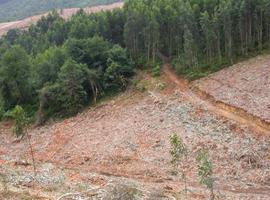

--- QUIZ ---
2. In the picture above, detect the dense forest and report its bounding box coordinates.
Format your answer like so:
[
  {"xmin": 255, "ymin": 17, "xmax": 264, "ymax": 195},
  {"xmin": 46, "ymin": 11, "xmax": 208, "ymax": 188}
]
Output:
[
  {"xmin": 0, "ymin": 0, "xmax": 270, "ymax": 124},
  {"xmin": 0, "ymin": 0, "xmax": 121, "ymax": 22},
  {"xmin": 124, "ymin": 0, "xmax": 270, "ymax": 78}
]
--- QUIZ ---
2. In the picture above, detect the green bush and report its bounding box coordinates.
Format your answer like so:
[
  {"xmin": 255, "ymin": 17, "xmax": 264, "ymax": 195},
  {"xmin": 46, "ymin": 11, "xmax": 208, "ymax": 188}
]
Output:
[
  {"xmin": 0, "ymin": 107, "xmax": 4, "ymax": 120},
  {"xmin": 196, "ymin": 150, "xmax": 215, "ymax": 200},
  {"xmin": 104, "ymin": 45, "xmax": 134, "ymax": 90},
  {"xmin": 156, "ymin": 82, "xmax": 166, "ymax": 90},
  {"xmin": 6, "ymin": 105, "xmax": 28, "ymax": 137},
  {"xmin": 37, "ymin": 59, "xmax": 89, "ymax": 122},
  {"xmin": 151, "ymin": 64, "xmax": 161, "ymax": 77},
  {"xmin": 133, "ymin": 80, "xmax": 147, "ymax": 92},
  {"xmin": 0, "ymin": 98, "xmax": 4, "ymax": 120}
]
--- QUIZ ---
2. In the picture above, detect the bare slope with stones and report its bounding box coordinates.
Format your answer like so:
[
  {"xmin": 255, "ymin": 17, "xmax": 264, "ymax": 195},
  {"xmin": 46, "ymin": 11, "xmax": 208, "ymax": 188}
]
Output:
[{"xmin": 193, "ymin": 55, "xmax": 270, "ymax": 128}]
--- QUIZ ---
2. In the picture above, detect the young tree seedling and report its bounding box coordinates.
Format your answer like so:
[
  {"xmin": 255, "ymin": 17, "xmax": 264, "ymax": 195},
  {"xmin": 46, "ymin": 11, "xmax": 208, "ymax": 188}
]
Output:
[
  {"xmin": 170, "ymin": 134, "xmax": 189, "ymax": 198},
  {"xmin": 196, "ymin": 150, "xmax": 215, "ymax": 200},
  {"xmin": 6, "ymin": 106, "xmax": 37, "ymax": 177}
]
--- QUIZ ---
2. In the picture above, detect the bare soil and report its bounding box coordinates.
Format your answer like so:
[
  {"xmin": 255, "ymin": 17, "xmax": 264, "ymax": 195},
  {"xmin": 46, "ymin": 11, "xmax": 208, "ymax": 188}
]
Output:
[
  {"xmin": 0, "ymin": 2, "xmax": 124, "ymax": 37},
  {"xmin": 0, "ymin": 60, "xmax": 270, "ymax": 199},
  {"xmin": 193, "ymin": 55, "xmax": 270, "ymax": 127}
]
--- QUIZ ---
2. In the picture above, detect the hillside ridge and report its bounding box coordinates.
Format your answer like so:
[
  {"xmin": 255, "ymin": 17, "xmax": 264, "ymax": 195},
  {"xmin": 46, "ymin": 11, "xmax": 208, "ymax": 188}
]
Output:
[
  {"xmin": 1, "ymin": 59, "xmax": 270, "ymax": 199},
  {"xmin": 0, "ymin": 2, "xmax": 124, "ymax": 37},
  {"xmin": 0, "ymin": 0, "xmax": 122, "ymax": 22}
]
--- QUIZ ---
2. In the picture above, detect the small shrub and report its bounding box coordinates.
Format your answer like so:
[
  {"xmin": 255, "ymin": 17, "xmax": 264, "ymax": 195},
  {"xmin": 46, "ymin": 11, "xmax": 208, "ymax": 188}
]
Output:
[
  {"xmin": 156, "ymin": 82, "xmax": 166, "ymax": 90},
  {"xmin": 5, "ymin": 105, "xmax": 28, "ymax": 137},
  {"xmin": 133, "ymin": 80, "xmax": 147, "ymax": 92},
  {"xmin": 151, "ymin": 64, "xmax": 161, "ymax": 77},
  {"xmin": 196, "ymin": 150, "xmax": 215, "ymax": 200},
  {"xmin": 170, "ymin": 134, "xmax": 188, "ymax": 196},
  {"xmin": 172, "ymin": 59, "xmax": 183, "ymax": 74},
  {"xmin": 0, "ymin": 98, "xmax": 5, "ymax": 120},
  {"xmin": 185, "ymin": 71, "xmax": 208, "ymax": 80},
  {"xmin": 0, "ymin": 107, "xmax": 4, "ymax": 121}
]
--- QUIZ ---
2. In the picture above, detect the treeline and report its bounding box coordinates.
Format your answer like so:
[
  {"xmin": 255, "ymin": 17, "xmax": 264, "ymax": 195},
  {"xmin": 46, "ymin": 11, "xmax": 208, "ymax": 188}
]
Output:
[
  {"xmin": 1, "ymin": 0, "xmax": 270, "ymax": 123},
  {"xmin": 0, "ymin": 9, "xmax": 132, "ymax": 123},
  {"xmin": 124, "ymin": 0, "xmax": 270, "ymax": 78}
]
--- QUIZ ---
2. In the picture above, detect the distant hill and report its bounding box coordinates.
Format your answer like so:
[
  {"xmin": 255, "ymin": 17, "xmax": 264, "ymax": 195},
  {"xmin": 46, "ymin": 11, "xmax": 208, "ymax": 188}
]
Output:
[
  {"xmin": 0, "ymin": 0, "xmax": 122, "ymax": 22},
  {"xmin": 0, "ymin": 2, "xmax": 124, "ymax": 36}
]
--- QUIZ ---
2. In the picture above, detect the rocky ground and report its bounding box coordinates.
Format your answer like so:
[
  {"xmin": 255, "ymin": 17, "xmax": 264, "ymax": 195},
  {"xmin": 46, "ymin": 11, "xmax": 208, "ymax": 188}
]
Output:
[{"xmin": 0, "ymin": 64, "xmax": 270, "ymax": 199}]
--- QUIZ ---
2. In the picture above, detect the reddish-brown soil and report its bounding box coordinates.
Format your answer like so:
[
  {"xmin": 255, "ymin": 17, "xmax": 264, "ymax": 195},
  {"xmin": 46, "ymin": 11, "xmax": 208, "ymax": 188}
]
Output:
[
  {"xmin": 0, "ymin": 60, "xmax": 270, "ymax": 199},
  {"xmin": 193, "ymin": 55, "xmax": 270, "ymax": 128},
  {"xmin": 0, "ymin": 2, "xmax": 124, "ymax": 37}
]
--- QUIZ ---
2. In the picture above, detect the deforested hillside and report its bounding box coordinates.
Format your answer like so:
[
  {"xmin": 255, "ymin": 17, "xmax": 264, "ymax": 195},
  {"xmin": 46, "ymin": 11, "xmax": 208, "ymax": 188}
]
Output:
[
  {"xmin": 0, "ymin": 0, "xmax": 122, "ymax": 22},
  {"xmin": 1, "ymin": 0, "xmax": 270, "ymax": 199},
  {"xmin": 1, "ymin": 66, "xmax": 270, "ymax": 199}
]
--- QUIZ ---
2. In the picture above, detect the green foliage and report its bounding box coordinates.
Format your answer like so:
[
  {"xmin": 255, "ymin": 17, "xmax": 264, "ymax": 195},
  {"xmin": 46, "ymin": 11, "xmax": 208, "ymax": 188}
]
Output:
[
  {"xmin": 124, "ymin": 0, "xmax": 270, "ymax": 79},
  {"xmin": 0, "ymin": 95, "xmax": 4, "ymax": 120},
  {"xmin": 133, "ymin": 80, "xmax": 147, "ymax": 93},
  {"xmin": 64, "ymin": 36, "xmax": 110, "ymax": 68},
  {"xmin": 183, "ymin": 25, "xmax": 198, "ymax": 69},
  {"xmin": 169, "ymin": 134, "xmax": 189, "ymax": 196},
  {"xmin": 5, "ymin": 105, "xmax": 28, "ymax": 137},
  {"xmin": 32, "ymin": 47, "xmax": 66, "ymax": 89},
  {"xmin": 0, "ymin": 45, "xmax": 32, "ymax": 110},
  {"xmin": 0, "ymin": 8, "xmax": 133, "ymax": 123},
  {"xmin": 5, "ymin": 29, "xmax": 21, "ymax": 44},
  {"xmin": 38, "ymin": 59, "xmax": 89, "ymax": 121},
  {"xmin": 196, "ymin": 150, "xmax": 215, "ymax": 200},
  {"xmin": 156, "ymin": 82, "xmax": 165, "ymax": 90},
  {"xmin": 104, "ymin": 45, "xmax": 134, "ymax": 90},
  {"xmin": 58, "ymin": 59, "xmax": 89, "ymax": 114},
  {"xmin": 170, "ymin": 134, "xmax": 188, "ymax": 168},
  {"xmin": 0, "ymin": 105, "xmax": 4, "ymax": 120},
  {"xmin": 151, "ymin": 65, "xmax": 161, "ymax": 77},
  {"xmin": 172, "ymin": 57, "xmax": 230, "ymax": 80},
  {"xmin": 37, "ymin": 83, "xmax": 62, "ymax": 124}
]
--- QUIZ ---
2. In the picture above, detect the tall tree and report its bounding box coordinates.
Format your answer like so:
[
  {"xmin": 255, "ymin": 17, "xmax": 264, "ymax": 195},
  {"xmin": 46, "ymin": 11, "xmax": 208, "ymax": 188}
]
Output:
[
  {"xmin": 0, "ymin": 45, "xmax": 32, "ymax": 109},
  {"xmin": 183, "ymin": 25, "xmax": 198, "ymax": 69}
]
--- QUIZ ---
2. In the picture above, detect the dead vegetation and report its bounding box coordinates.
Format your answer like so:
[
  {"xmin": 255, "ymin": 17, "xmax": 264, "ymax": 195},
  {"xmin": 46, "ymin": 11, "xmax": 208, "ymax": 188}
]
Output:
[
  {"xmin": 0, "ymin": 59, "xmax": 270, "ymax": 199},
  {"xmin": 193, "ymin": 54, "xmax": 270, "ymax": 126}
]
